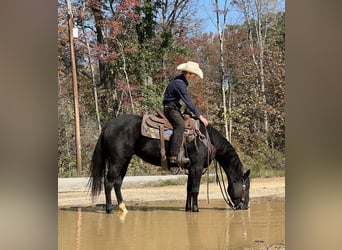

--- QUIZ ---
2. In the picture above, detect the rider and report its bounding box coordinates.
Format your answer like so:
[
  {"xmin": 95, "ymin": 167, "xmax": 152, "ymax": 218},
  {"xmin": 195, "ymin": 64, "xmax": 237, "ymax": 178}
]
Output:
[{"xmin": 163, "ymin": 61, "xmax": 209, "ymax": 166}]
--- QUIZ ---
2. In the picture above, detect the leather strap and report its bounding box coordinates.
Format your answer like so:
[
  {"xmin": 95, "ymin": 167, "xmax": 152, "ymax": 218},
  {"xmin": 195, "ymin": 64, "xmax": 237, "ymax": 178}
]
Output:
[{"xmin": 159, "ymin": 125, "xmax": 168, "ymax": 170}]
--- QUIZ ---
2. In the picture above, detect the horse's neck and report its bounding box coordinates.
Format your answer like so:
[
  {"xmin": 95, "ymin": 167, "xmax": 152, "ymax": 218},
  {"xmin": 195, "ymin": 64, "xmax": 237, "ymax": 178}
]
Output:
[
  {"xmin": 207, "ymin": 126, "xmax": 243, "ymax": 179},
  {"xmin": 206, "ymin": 126, "xmax": 232, "ymax": 155},
  {"xmin": 216, "ymin": 152, "xmax": 243, "ymax": 177}
]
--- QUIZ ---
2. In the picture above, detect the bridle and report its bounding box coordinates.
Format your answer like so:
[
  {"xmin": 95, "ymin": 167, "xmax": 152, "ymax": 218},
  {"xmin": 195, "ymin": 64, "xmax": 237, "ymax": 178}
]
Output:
[{"xmin": 239, "ymin": 178, "xmax": 248, "ymax": 209}]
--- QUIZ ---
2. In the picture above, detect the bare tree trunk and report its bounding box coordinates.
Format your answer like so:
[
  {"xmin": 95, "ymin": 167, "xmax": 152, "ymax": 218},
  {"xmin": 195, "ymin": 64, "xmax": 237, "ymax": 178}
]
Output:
[
  {"xmin": 236, "ymin": 0, "xmax": 273, "ymax": 145},
  {"xmin": 215, "ymin": 0, "xmax": 230, "ymax": 141},
  {"xmin": 228, "ymin": 83, "xmax": 232, "ymax": 141},
  {"xmin": 89, "ymin": 0, "xmax": 111, "ymax": 89},
  {"xmin": 117, "ymin": 39, "xmax": 135, "ymax": 114},
  {"xmin": 254, "ymin": 0, "xmax": 269, "ymax": 140},
  {"xmin": 81, "ymin": 0, "xmax": 101, "ymax": 132}
]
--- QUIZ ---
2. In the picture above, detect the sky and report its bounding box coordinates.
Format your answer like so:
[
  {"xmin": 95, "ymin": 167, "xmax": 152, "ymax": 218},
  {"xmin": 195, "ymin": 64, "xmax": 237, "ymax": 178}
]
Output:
[
  {"xmin": 196, "ymin": 0, "xmax": 245, "ymax": 33},
  {"xmin": 196, "ymin": 0, "xmax": 285, "ymax": 33}
]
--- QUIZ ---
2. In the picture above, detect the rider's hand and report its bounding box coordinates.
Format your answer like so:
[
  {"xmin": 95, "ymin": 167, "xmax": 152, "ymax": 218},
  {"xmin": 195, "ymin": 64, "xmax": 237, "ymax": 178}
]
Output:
[{"xmin": 199, "ymin": 115, "xmax": 209, "ymax": 127}]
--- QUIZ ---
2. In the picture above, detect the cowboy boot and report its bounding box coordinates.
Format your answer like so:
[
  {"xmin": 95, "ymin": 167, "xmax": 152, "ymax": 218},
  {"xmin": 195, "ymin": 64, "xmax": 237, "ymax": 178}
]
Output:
[
  {"xmin": 177, "ymin": 148, "xmax": 189, "ymax": 165},
  {"xmin": 177, "ymin": 137, "xmax": 189, "ymax": 166}
]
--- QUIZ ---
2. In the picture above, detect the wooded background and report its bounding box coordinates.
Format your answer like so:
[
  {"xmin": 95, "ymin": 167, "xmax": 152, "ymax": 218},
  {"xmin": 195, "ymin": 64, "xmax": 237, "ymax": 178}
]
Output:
[{"xmin": 58, "ymin": 0, "xmax": 285, "ymax": 177}]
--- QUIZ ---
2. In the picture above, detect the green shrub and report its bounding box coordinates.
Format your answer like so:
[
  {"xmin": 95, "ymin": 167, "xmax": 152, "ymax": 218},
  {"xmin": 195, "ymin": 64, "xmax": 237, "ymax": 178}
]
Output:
[{"xmin": 239, "ymin": 144, "xmax": 285, "ymax": 178}]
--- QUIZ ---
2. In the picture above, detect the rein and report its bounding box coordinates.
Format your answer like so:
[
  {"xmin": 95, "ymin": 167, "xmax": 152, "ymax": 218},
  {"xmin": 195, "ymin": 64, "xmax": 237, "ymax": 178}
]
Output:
[
  {"xmin": 201, "ymin": 127, "xmax": 235, "ymax": 209},
  {"xmin": 214, "ymin": 160, "xmax": 236, "ymax": 210},
  {"xmin": 204, "ymin": 127, "xmax": 211, "ymax": 203}
]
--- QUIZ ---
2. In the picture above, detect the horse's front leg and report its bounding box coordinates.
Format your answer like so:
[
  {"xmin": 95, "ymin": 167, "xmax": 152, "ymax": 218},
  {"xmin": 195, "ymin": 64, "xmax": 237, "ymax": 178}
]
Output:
[
  {"xmin": 185, "ymin": 176, "xmax": 193, "ymax": 211},
  {"xmin": 191, "ymin": 187, "xmax": 200, "ymax": 212},
  {"xmin": 188, "ymin": 167, "xmax": 202, "ymax": 212}
]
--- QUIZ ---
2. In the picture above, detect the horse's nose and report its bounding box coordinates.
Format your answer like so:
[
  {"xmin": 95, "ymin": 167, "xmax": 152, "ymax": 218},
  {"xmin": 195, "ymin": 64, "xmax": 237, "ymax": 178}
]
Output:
[
  {"xmin": 241, "ymin": 202, "xmax": 249, "ymax": 210},
  {"xmin": 237, "ymin": 202, "xmax": 249, "ymax": 210},
  {"xmin": 235, "ymin": 202, "xmax": 243, "ymax": 210}
]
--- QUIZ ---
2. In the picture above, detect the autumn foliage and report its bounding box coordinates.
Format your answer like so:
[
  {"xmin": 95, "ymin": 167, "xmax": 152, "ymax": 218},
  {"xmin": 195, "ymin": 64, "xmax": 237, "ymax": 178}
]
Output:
[{"xmin": 58, "ymin": 0, "xmax": 285, "ymax": 177}]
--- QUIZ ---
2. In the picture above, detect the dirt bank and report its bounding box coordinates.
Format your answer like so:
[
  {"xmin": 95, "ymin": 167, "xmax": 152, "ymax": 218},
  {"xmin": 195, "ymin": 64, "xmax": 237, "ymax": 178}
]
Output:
[{"xmin": 58, "ymin": 176, "xmax": 285, "ymax": 208}]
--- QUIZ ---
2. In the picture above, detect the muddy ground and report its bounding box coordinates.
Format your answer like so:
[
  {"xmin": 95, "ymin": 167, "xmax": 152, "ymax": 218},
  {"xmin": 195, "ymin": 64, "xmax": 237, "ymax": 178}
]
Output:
[{"xmin": 58, "ymin": 176, "xmax": 285, "ymax": 208}]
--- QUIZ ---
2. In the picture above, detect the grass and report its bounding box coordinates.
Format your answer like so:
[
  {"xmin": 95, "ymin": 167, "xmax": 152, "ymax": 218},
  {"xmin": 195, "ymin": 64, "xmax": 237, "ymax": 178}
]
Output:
[
  {"xmin": 149, "ymin": 177, "xmax": 188, "ymax": 187},
  {"xmin": 251, "ymin": 169, "xmax": 285, "ymax": 178},
  {"xmin": 148, "ymin": 170, "xmax": 284, "ymax": 188}
]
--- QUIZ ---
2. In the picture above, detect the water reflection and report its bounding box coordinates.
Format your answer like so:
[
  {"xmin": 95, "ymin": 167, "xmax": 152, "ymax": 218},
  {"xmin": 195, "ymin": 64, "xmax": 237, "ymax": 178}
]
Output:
[
  {"xmin": 58, "ymin": 199, "xmax": 284, "ymax": 250},
  {"xmin": 76, "ymin": 208, "xmax": 82, "ymax": 250}
]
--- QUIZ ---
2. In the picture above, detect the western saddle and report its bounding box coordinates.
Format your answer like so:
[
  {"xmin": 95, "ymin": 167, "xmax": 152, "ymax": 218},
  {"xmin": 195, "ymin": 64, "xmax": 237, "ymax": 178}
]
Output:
[{"xmin": 141, "ymin": 109, "xmax": 200, "ymax": 170}]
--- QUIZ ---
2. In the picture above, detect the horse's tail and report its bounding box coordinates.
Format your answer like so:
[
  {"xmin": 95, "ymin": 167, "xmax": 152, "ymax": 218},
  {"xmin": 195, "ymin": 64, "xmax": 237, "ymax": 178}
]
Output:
[{"xmin": 88, "ymin": 130, "xmax": 106, "ymax": 199}]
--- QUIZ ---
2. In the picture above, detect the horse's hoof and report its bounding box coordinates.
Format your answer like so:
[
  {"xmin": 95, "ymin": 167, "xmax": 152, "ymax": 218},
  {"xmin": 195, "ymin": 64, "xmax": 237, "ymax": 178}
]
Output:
[
  {"xmin": 106, "ymin": 205, "xmax": 113, "ymax": 214},
  {"xmin": 119, "ymin": 211, "xmax": 128, "ymax": 222},
  {"xmin": 192, "ymin": 206, "xmax": 199, "ymax": 212},
  {"xmin": 185, "ymin": 207, "xmax": 191, "ymax": 212},
  {"xmin": 119, "ymin": 203, "xmax": 128, "ymax": 214}
]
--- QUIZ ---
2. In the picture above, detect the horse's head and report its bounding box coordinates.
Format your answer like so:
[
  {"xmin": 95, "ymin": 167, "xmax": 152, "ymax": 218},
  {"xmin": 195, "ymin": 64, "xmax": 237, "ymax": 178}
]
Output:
[{"xmin": 228, "ymin": 169, "xmax": 251, "ymax": 210}]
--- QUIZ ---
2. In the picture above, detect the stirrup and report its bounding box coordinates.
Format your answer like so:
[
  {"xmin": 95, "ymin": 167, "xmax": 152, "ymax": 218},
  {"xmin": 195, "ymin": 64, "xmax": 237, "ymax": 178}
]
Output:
[
  {"xmin": 178, "ymin": 157, "xmax": 190, "ymax": 165},
  {"xmin": 169, "ymin": 156, "xmax": 177, "ymax": 164},
  {"xmin": 176, "ymin": 155, "xmax": 190, "ymax": 170}
]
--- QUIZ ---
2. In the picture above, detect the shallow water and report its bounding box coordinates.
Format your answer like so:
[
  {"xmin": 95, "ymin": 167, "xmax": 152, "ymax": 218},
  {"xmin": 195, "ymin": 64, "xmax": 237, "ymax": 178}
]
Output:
[{"xmin": 58, "ymin": 199, "xmax": 284, "ymax": 250}]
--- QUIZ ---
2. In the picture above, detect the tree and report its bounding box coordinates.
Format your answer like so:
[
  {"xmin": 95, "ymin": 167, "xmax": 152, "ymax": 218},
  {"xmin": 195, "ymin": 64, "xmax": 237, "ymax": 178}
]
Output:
[
  {"xmin": 57, "ymin": 0, "xmax": 285, "ymax": 177},
  {"xmin": 196, "ymin": 5, "xmax": 285, "ymax": 173},
  {"xmin": 232, "ymin": 0, "xmax": 281, "ymax": 146},
  {"xmin": 58, "ymin": 0, "xmax": 206, "ymax": 176},
  {"xmin": 213, "ymin": 0, "xmax": 231, "ymax": 141}
]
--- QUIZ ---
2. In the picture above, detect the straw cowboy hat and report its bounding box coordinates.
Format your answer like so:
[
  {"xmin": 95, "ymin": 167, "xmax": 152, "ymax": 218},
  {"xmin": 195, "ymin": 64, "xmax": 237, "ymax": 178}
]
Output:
[{"xmin": 177, "ymin": 61, "xmax": 203, "ymax": 79}]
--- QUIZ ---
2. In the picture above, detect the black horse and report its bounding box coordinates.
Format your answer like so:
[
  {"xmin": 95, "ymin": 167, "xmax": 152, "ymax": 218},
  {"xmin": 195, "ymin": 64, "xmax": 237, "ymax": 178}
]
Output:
[{"xmin": 89, "ymin": 114, "xmax": 250, "ymax": 213}]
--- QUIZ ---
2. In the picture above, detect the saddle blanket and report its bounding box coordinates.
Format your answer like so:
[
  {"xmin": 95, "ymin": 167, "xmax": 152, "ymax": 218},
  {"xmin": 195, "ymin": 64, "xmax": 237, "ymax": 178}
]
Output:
[{"xmin": 141, "ymin": 114, "xmax": 173, "ymax": 140}]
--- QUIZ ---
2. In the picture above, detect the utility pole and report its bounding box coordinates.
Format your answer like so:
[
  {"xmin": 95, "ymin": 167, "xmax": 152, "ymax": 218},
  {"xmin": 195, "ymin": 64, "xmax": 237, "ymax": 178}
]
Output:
[{"xmin": 66, "ymin": 0, "xmax": 82, "ymax": 175}]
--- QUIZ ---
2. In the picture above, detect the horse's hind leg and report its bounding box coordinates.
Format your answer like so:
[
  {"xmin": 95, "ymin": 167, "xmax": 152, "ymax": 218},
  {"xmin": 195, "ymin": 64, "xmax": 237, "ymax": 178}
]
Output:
[
  {"xmin": 114, "ymin": 160, "xmax": 129, "ymax": 214},
  {"xmin": 104, "ymin": 161, "xmax": 125, "ymax": 214},
  {"xmin": 104, "ymin": 164, "xmax": 116, "ymax": 214}
]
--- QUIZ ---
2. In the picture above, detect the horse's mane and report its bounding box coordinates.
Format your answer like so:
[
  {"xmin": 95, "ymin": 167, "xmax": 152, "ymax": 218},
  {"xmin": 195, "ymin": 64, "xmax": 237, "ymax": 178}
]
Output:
[{"xmin": 206, "ymin": 125, "xmax": 244, "ymax": 179}]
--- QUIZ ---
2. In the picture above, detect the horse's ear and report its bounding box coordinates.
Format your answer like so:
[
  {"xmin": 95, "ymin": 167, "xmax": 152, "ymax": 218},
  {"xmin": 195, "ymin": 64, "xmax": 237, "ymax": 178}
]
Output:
[{"xmin": 244, "ymin": 169, "xmax": 250, "ymax": 179}]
